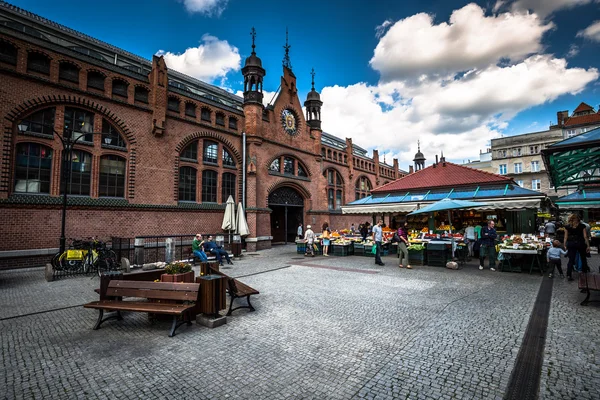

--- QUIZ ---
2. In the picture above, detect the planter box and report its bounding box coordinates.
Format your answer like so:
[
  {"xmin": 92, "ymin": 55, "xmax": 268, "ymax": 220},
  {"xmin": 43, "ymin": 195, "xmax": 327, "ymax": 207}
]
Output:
[{"xmin": 161, "ymin": 271, "xmax": 195, "ymax": 283}]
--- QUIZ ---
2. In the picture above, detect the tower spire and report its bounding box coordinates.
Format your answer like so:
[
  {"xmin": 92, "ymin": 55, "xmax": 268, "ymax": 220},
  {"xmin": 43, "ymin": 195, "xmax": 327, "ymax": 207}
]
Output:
[
  {"xmin": 250, "ymin": 27, "xmax": 256, "ymax": 55},
  {"xmin": 283, "ymin": 27, "xmax": 292, "ymax": 70},
  {"xmin": 418, "ymin": 140, "xmax": 421, "ymax": 152},
  {"xmin": 310, "ymin": 68, "xmax": 315, "ymax": 90}
]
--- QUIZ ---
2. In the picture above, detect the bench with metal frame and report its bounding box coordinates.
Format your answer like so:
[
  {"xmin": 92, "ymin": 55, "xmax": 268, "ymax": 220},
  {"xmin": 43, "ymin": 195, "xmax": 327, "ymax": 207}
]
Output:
[
  {"xmin": 578, "ymin": 272, "xmax": 600, "ymax": 306},
  {"xmin": 200, "ymin": 262, "xmax": 259, "ymax": 316}
]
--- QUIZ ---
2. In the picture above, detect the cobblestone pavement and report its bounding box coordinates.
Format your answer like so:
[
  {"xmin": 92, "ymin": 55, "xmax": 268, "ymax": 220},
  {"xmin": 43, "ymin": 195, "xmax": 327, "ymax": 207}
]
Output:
[{"xmin": 0, "ymin": 245, "xmax": 598, "ymax": 399}]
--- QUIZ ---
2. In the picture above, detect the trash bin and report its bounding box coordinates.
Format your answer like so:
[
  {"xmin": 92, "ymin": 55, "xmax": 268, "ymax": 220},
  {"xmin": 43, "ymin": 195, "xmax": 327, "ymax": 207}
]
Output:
[{"xmin": 232, "ymin": 234, "xmax": 242, "ymax": 257}]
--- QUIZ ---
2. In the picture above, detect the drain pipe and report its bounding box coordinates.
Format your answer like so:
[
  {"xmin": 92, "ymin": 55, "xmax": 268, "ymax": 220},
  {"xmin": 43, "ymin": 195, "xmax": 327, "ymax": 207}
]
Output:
[{"xmin": 242, "ymin": 131, "xmax": 246, "ymax": 210}]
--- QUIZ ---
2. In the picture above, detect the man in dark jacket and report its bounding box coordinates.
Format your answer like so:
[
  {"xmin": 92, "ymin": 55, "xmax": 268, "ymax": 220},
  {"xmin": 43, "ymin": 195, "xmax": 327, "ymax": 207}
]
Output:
[
  {"xmin": 203, "ymin": 236, "xmax": 233, "ymax": 266},
  {"xmin": 479, "ymin": 220, "xmax": 497, "ymax": 271}
]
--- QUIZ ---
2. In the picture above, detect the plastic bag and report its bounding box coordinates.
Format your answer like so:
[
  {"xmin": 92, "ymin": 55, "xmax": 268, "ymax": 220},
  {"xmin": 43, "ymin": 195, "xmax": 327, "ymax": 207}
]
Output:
[{"xmin": 371, "ymin": 244, "xmax": 377, "ymax": 255}]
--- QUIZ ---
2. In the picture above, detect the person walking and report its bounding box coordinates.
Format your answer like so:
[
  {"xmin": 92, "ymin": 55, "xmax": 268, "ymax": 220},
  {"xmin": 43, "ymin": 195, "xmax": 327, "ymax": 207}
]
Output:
[
  {"xmin": 297, "ymin": 223, "xmax": 303, "ymax": 240},
  {"xmin": 304, "ymin": 225, "xmax": 315, "ymax": 257},
  {"xmin": 464, "ymin": 223, "xmax": 476, "ymax": 257},
  {"xmin": 360, "ymin": 222, "xmax": 370, "ymax": 242},
  {"xmin": 322, "ymin": 222, "xmax": 331, "ymax": 257},
  {"xmin": 479, "ymin": 220, "xmax": 497, "ymax": 271},
  {"xmin": 373, "ymin": 219, "xmax": 385, "ymax": 266},
  {"xmin": 397, "ymin": 220, "xmax": 411, "ymax": 269},
  {"xmin": 547, "ymin": 240, "xmax": 567, "ymax": 279},
  {"xmin": 564, "ymin": 214, "xmax": 590, "ymax": 281}
]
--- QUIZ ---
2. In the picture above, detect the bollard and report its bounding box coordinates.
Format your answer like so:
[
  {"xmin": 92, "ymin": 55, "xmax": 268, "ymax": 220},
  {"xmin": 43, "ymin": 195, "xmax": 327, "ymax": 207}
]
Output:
[
  {"xmin": 45, "ymin": 263, "xmax": 53, "ymax": 282},
  {"xmin": 134, "ymin": 238, "xmax": 145, "ymax": 266},
  {"xmin": 165, "ymin": 238, "xmax": 175, "ymax": 263}
]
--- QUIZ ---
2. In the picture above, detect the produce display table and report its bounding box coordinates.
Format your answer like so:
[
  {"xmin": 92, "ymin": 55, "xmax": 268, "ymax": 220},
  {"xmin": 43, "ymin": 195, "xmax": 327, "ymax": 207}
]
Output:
[{"xmin": 499, "ymin": 248, "xmax": 545, "ymax": 275}]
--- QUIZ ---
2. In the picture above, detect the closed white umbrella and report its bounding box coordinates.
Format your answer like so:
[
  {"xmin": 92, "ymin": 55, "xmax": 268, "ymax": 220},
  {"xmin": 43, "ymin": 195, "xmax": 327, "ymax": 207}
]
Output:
[
  {"xmin": 222, "ymin": 195, "xmax": 236, "ymax": 231},
  {"xmin": 236, "ymin": 202, "xmax": 250, "ymax": 237}
]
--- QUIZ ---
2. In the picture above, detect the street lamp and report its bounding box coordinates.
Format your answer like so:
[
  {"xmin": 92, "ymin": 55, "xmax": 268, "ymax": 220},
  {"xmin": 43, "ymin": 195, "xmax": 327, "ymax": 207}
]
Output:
[{"xmin": 17, "ymin": 121, "xmax": 111, "ymax": 254}]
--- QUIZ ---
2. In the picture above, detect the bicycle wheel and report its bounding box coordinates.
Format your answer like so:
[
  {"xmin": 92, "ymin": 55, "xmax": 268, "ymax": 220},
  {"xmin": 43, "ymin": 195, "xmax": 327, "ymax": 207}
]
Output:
[
  {"xmin": 57, "ymin": 252, "xmax": 84, "ymax": 272},
  {"xmin": 51, "ymin": 252, "xmax": 63, "ymax": 271},
  {"xmin": 97, "ymin": 250, "xmax": 119, "ymax": 276}
]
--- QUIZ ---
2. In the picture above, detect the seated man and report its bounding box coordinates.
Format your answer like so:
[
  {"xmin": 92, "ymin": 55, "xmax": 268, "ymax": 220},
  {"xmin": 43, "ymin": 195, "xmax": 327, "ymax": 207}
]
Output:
[
  {"xmin": 203, "ymin": 235, "xmax": 233, "ymax": 265},
  {"xmin": 192, "ymin": 234, "xmax": 208, "ymax": 262}
]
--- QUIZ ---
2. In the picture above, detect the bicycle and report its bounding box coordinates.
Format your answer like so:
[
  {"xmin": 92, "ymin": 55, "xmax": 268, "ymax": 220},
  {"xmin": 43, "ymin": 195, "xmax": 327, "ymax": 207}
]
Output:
[{"xmin": 52, "ymin": 238, "xmax": 120, "ymax": 276}]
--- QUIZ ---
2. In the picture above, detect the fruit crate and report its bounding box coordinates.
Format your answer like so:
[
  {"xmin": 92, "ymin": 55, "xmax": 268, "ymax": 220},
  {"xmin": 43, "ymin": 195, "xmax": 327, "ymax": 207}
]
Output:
[
  {"xmin": 426, "ymin": 250, "xmax": 449, "ymax": 267},
  {"xmin": 296, "ymin": 242, "xmax": 306, "ymax": 254},
  {"xmin": 408, "ymin": 250, "xmax": 426, "ymax": 266},
  {"xmin": 364, "ymin": 244, "xmax": 375, "ymax": 257},
  {"xmin": 389, "ymin": 244, "xmax": 398, "ymax": 255},
  {"xmin": 332, "ymin": 244, "xmax": 351, "ymax": 256},
  {"xmin": 353, "ymin": 243, "xmax": 365, "ymax": 256}
]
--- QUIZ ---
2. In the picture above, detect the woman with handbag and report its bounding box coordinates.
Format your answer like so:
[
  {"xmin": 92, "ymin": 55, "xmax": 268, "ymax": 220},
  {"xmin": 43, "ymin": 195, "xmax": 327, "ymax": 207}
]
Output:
[
  {"xmin": 564, "ymin": 214, "xmax": 590, "ymax": 281},
  {"xmin": 397, "ymin": 220, "xmax": 412, "ymax": 269},
  {"xmin": 322, "ymin": 222, "xmax": 331, "ymax": 257}
]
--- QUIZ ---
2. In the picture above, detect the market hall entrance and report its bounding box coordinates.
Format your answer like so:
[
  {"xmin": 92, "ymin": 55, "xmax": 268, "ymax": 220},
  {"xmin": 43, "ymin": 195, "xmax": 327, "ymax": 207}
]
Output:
[{"xmin": 268, "ymin": 187, "xmax": 304, "ymax": 244}]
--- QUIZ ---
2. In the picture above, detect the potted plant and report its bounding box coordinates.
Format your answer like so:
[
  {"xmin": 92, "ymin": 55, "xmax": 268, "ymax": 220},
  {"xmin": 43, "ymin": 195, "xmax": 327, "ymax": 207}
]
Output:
[{"xmin": 161, "ymin": 261, "xmax": 194, "ymax": 283}]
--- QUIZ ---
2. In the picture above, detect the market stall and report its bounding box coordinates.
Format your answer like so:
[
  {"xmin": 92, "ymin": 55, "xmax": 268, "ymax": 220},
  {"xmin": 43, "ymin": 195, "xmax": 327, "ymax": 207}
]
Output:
[{"xmin": 497, "ymin": 235, "xmax": 549, "ymax": 275}]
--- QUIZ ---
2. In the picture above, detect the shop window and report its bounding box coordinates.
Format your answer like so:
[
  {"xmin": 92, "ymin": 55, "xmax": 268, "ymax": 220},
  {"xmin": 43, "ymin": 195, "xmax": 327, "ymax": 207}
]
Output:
[
  {"xmin": 112, "ymin": 79, "xmax": 128, "ymax": 98},
  {"xmin": 201, "ymin": 108, "xmax": 211, "ymax": 122},
  {"xmin": 19, "ymin": 108, "xmax": 55, "ymax": 136},
  {"xmin": 228, "ymin": 117, "xmax": 237, "ymax": 130},
  {"xmin": 178, "ymin": 166, "xmax": 196, "ymax": 201},
  {"xmin": 134, "ymin": 86, "xmax": 149, "ymax": 103},
  {"xmin": 185, "ymin": 103, "xmax": 196, "ymax": 117},
  {"xmin": 216, "ymin": 112, "xmax": 225, "ymax": 126},
  {"xmin": 63, "ymin": 150, "xmax": 92, "ymax": 196},
  {"xmin": 101, "ymin": 119, "xmax": 126, "ymax": 149},
  {"xmin": 283, "ymin": 157, "xmax": 294, "ymax": 175},
  {"xmin": 167, "ymin": 97, "xmax": 180, "ymax": 112},
  {"xmin": 64, "ymin": 107, "xmax": 94, "ymax": 143},
  {"xmin": 222, "ymin": 173, "xmax": 236, "ymax": 203},
  {"xmin": 99, "ymin": 155, "xmax": 126, "ymax": 197},
  {"xmin": 14, "ymin": 143, "xmax": 52, "ymax": 193},
  {"xmin": 223, "ymin": 148, "xmax": 235, "ymax": 167},
  {"xmin": 270, "ymin": 158, "xmax": 280, "ymax": 172},
  {"xmin": 324, "ymin": 169, "xmax": 343, "ymax": 210},
  {"xmin": 27, "ymin": 52, "xmax": 50, "ymax": 75},
  {"xmin": 355, "ymin": 176, "xmax": 372, "ymax": 200},
  {"xmin": 181, "ymin": 142, "xmax": 198, "ymax": 161},
  {"xmin": 0, "ymin": 40, "xmax": 18, "ymax": 65},
  {"xmin": 202, "ymin": 170, "xmax": 217, "ymax": 202},
  {"xmin": 203, "ymin": 141, "xmax": 218, "ymax": 164},
  {"xmin": 87, "ymin": 71, "xmax": 105, "ymax": 91},
  {"xmin": 58, "ymin": 62, "xmax": 80, "ymax": 83}
]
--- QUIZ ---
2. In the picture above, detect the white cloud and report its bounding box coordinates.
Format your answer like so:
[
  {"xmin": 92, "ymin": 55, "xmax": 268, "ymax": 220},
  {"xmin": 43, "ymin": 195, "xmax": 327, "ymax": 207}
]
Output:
[
  {"xmin": 375, "ymin": 20, "xmax": 393, "ymax": 39},
  {"xmin": 566, "ymin": 44, "xmax": 580, "ymax": 57},
  {"xmin": 157, "ymin": 34, "xmax": 240, "ymax": 82},
  {"xmin": 370, "ymin": 3, "xmax": 553, "ymax": 81},
  {"xmin": 510, "ymin": 0, "xmax": 597, "ymax": 18},
  {"xmin": 577, "ymin": 20, "xmax": 600, "ymax": 42},
  {"xmin": 179, "ymin": 0, "xmax": 228, "ymax": 16}
]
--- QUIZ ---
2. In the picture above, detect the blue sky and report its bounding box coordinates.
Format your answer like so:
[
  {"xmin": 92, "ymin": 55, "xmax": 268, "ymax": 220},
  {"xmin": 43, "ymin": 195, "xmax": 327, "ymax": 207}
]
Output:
[{"xmin": 11, "ymin": 0, "xmax": 600, "ymax": 168}]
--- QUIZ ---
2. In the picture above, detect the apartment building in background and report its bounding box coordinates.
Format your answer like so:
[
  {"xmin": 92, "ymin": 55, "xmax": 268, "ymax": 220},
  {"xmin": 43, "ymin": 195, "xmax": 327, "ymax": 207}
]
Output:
[{"xmin": 554, "ymin": 102, "xmax": 600, "ymax": 139}]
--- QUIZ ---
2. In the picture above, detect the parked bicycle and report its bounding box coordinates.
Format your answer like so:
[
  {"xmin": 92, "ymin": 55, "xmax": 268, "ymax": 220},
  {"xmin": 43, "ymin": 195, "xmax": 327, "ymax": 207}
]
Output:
[{"xmin": 52, "ymin": 238, "xmax": 120, "ymax": 276}]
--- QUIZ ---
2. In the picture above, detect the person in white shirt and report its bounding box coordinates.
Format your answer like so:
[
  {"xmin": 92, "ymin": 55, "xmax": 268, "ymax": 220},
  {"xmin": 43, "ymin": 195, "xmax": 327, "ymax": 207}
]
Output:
[
  {"xmin": 297, "ymin": 223, "xmax": 303, "ymax": 240},
  {"xmin": 465, "ymin": 223, "xmax": 476, "ymax": 257},
  {"xmin": 304, "ymin": 225, "xmax": 315, "ymax": 257}
]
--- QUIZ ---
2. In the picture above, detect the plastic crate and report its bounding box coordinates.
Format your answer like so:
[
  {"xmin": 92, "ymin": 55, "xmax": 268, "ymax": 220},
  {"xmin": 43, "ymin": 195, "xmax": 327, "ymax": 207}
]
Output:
[
  {"xmin": 332, "ymin": 244, "xmax": 350, "ymax": 256},
  {"xmin": 364, "ymin": 244, "xmax": 375, "ymax": 257},
  {"xmin": 389, "ymin": 244, "xmax": 398, "ymax": 255},
  {"xmin": 296, "ymin": 243, "xmax": 306, "ymax": 254},
  {"xmin": 348, "ymin": 243, "xmax": 355, "ymax": 255},
  {"xmin": 408, "ymin": 250, "xmax": 426, "ymax": 266},
  {"xmin": 427, "ymin": 250, "xmax": 449, "ymax": 267},
  {"xmin": 354, "ymin": 244, "xmax": 365, "ymax": 256}
]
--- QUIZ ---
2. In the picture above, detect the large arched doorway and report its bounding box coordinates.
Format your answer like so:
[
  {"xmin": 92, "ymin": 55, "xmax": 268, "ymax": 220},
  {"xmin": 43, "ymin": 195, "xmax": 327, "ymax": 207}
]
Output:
[{"xmin": 268, "ymin": 186, "xmax": 304, "ymax": 244}]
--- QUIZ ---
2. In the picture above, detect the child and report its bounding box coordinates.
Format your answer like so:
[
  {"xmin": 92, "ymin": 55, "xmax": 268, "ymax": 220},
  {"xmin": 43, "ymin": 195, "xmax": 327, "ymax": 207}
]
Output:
[{"xmin": 546, "ymin": 240, "xmax": 567, "ymax": 278}]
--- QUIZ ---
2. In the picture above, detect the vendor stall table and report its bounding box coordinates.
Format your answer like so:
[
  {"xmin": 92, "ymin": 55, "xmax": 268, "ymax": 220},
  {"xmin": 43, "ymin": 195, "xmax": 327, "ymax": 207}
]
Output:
[{"xmin": 499, "ymin": 248, "xmax": 545, "ymax": 275}]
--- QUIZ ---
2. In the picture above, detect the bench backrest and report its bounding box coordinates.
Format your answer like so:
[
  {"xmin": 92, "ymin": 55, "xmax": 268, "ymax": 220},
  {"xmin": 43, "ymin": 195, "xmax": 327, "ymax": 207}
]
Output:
[{"xmin": 106, "ymin": 280, "xmax": 200, "ymax": 301}]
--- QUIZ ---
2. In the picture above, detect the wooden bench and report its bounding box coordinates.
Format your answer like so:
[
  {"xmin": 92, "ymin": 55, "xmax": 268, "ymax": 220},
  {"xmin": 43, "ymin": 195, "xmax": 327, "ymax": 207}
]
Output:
[
  {"xmin": 201, "ymin": 262, "xmax": 259, "ymax": 316},
  {"xmin": 84, "ymin": 280, "xmax": 200, "ymax": 337},
  {"xmin": 188, "ymin": 248, "xmax": 233, "ymax": 265},
  {"xmin": 578, "ymin": 272, "xmax": 600, "ymax": 306}
]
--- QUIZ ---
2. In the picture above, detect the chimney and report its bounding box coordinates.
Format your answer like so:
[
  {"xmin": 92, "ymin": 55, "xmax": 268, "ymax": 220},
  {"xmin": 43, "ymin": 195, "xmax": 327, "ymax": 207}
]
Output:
[
  {"xmin": 556, "ymin": 110, "xmax": 568, "ymax": 126},
  {"xmin": 435, "ymin": 155, "xmax": 439, "ymax": 164},
  {"xmin": 409, "ymin": 165, "xmax": 414, "ymax": 174}
]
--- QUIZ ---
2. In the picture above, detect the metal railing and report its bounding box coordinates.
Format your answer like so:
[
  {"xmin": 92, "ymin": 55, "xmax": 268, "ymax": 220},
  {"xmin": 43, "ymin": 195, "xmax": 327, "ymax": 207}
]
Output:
[{"xmin": 132, "ymin": 233, "xmax": 232, "ymax": 266}]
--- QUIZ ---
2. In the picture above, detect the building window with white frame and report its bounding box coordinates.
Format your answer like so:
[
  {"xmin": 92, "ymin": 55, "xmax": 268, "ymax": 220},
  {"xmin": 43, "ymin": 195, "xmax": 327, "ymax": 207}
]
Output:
[
  {"xmin": 514, "ymin": 163, "xmax": 522, "ymax": 173},
  {"xmin": 531, "ymin": 160, "xmax": 540, "ymax": 172},
  {"xmin": 499, "ymin": 164, "xmax": 507, "ymax": 175},
  {"xmin": 516, "ymin": 180, "xmax": 523, "ymax": 187},
  {"xmin": 566, "ymin": 129, "xmax": 576, "ymax": 138},
  {"xmin": 532, "ymin": 179, "xmax": 541, "ymax": 191}
]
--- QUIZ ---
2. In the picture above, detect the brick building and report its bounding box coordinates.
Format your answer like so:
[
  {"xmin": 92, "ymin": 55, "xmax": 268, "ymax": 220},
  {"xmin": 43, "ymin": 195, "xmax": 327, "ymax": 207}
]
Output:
[{"xmin": 0, "ymin": 2, "xmax": 404, "ymax": 268}]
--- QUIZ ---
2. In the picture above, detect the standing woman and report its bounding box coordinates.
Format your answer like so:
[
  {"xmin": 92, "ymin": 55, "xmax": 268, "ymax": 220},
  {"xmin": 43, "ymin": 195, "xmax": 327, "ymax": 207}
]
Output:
[
  {"xmin": 322, "ymin": 222, "xmax": 331, "ymax": 257},
  {"xmin": 397, "ymin": 220, "xmax": 412, "ymax": 269},
  {"xmin": 564, "ymin": 214, "xmax": 590, "ymax": 281}
]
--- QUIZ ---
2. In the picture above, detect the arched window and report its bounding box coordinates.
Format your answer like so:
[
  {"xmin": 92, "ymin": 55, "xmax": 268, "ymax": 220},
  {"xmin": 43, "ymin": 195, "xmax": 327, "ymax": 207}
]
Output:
[
  {"xmin": 355, "ymin": 176, "xmax": 372, "ymax": 200},
  {"xmin": 283, "ymin": 157, "xmax": 294, "ymax": 175},
  {"xmin": 0, "ymin": 40, "xmax": 18, "ymax": 65},
  {"xmin": 216, "ymin": 112, "xmax": 225, "ymax": 126},
  {"xmin": 228, "ymin": 117, "xmax": 238, "ymax": 130},
  {"xmin": 223, "ymin": 148, "xmax": 235, "ymax": 167},
  {"xmin": 64, "ymin": 150, "xmax": 92, "ymax": 195},
  {"xmin": 185, "ymin": 102, "xmax": 196, "ymax": 117},
  {"xmin": 134, "ymin": 86, "xmax": 149, "ymax": 103},
  {"xmin": 202, "ymin": 170, "xmax": 217, "ymax": 202},
  {"xmin": 101, "ymin": 119, "xmax": 126, "ymax": 149},
  {"xmin": 112, "ymin": 79, "xmax": 128, "ymax": 98},
  {"xmin": 64, "ymin": 107, "xmax": 94, "ymax": 143},
  {"xmin": 87, "ymin": 71, "xmax": 105, "ymax": 91},
  {"xmin": 14, "ymin": 143, "xmax": 52, "ymax": 193},
  {"xmin": 19, "ymin": 108, "xmax": 55, "ymax": 136},
  {"xmin": 203, "ymin": 141, "xmax": 218, "ymax": 164},
  {"xmin": 201, "ymin": 107, "xmax": 211, "ymax": 122},
  {"xmin": 270, "ymin": 158, "xmax": 280, "ymax": 172},
  {"xmin": 321, "ymin": 148, "xmax": 325, "ymax": 157},
  {"xmin": 222, "ymin": 172, "xmax": 236, "ymax": 203},
  {"xmin": 324, "ymin": 169, "xmax": 344, "ymax": 210},
  {"xmin": 99, "ymin": 155, "xmax": 126, "ymax": 197},
  {"xmin": 58, "ymin": 62, "xmax": 79, "ymax": 83},
  {"xmin": 181, "ymin": 142, "xmax": 198, "ymax": 161},
  {"xmin": 179, "ymin": 166, "xmax": 196, "ymax": 202},
  {"xmin": 298, "ymin": 163, "xmax": 307, "ymax": 177},
  {"xmin": 167, "ymin": 97, "xmax": 180, "ymax": 112},
  {"xmin": 27, "ymin": 52, "xmax": 50, "ymax": 75}
]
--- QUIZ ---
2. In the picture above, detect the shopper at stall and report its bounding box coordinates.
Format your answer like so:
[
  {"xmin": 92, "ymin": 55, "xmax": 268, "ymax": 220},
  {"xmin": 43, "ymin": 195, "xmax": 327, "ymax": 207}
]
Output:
[
  {"xmin": 373, "ymin": 219, "xmax": 385, "ymax": 266},
  {"xmin": 397, "ymin": 220, "xmax": 411, "ymax": 269},
  {"xmin": 322, "ymin": 222, "xmax": 332, "ymax": 257},
  {"xmin": 465, "ymin": 223, "xmax": 476, "ymax": 257},
  {"xmin": 544, "ymin": 220, "xmax": 556, "ymax": 238},
  {"xmin": 304, "ymin": 225, "xmax": 315, "ymax": 257},
  {"xmin": 479, "ymin": 220, "xmax": 497, "ymax": 271},
  {"xmin": 564, "ymin": 214, "xmax": 590, "ymax": 281},
  {"xmin": 360, "ymin": 222, "xmax": 370, "ymax": 241},
  {"xmin": 297, "ymin": 223, "xmax": 303, "ymax": 240},
  {"xmin": 547, "ymin": 240, "xmax": 567, "ymax": 279},
  {"xmin": 350, "ymin": 223, "xmax": 356, "ymax": 234}
]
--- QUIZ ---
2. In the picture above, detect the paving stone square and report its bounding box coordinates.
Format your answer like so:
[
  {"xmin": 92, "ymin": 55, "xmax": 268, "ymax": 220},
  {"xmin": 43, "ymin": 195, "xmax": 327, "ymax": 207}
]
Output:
[{"xmin": 1, "ymin": 245, "xmax": 599, "ymax": 399}]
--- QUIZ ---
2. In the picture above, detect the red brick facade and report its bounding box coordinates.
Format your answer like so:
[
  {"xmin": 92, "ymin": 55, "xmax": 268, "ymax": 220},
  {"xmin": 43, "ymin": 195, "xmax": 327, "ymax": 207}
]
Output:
[{"xmin": 0, "ymin": 6, "xmax": 404, "ymax": 268}]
